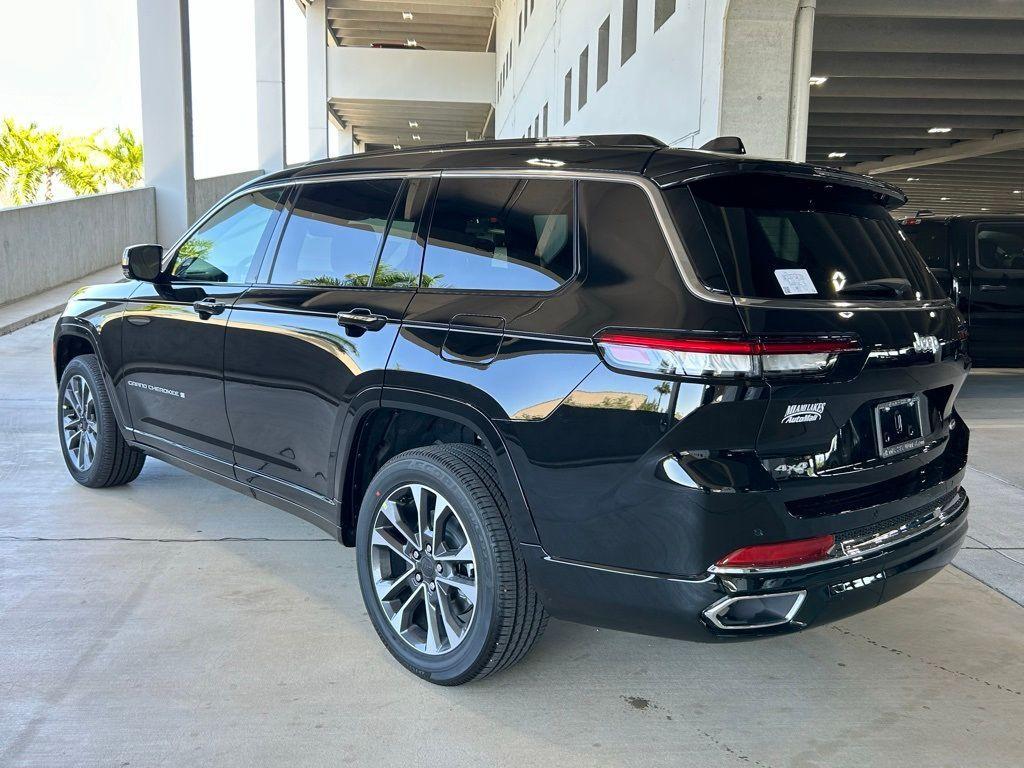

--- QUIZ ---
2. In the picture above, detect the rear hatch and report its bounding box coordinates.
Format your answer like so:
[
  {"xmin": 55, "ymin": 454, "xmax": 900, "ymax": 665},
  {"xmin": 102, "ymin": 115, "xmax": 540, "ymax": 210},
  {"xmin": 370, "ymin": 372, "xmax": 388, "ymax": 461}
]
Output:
[{"xmin": 664, "ymin": 171, "xmax": 970, "ymax": 524}]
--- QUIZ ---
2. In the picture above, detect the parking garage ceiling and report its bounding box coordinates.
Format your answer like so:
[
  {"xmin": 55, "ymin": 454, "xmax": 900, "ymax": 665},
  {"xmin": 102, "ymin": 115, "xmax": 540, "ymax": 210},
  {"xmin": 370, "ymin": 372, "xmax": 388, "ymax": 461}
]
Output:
[
  {"xmin": 324, "ymin": 0, "xmax": 496, "ymax": 150},
  {"xmin": 809, "ymin": 0, "xmax": 1024, "ymax": 217},
  {"xmin": 325, "ymin": 0, "xmax": 495, "ymax": 51}
]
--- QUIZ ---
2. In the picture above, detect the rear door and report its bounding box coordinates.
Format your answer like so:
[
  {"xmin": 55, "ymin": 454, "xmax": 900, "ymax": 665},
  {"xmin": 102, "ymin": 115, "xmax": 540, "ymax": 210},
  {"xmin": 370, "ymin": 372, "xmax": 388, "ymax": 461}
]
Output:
[
  {"xmin": 968, "ymin": 221, "xmax": 1024, "ymax": 365},
  {"xmin": 672, "ymin": 174, "xmax": 970, "ymax": 523},
  {"xmin": 223, "ymin": 176, "xmax": 430, "ymax": 510}
]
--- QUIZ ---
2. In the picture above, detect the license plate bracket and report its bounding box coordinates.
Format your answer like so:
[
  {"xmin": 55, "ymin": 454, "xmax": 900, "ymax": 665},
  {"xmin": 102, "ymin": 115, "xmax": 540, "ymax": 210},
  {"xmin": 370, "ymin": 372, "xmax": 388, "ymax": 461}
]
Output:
[{"xmin": 874, "ymin": 395, "xmax": 926, "ymax": 458}]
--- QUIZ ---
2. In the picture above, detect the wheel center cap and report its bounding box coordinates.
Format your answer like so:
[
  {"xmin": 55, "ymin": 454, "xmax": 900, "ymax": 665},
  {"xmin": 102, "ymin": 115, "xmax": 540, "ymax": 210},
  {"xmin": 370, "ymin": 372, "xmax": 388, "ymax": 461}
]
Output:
[{"xmin": 418, "ymin": 553, "xmax": 437, "ymax": 580}]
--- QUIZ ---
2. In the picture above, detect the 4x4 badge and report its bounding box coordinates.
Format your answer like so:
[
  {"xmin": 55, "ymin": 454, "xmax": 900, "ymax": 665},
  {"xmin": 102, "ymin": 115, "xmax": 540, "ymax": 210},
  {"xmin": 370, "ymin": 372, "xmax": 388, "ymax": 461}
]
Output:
[{"xmin": 781, "ymin": 402, "xmax": 825, "ymax": 424}]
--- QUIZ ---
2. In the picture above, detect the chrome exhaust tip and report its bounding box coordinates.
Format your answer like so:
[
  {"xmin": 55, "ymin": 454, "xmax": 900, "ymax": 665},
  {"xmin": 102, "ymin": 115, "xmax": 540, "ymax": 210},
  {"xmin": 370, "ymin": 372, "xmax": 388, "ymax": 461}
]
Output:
[{"xmin": 703, "ymin": 590, "xmax": 806, "ymax": 630}]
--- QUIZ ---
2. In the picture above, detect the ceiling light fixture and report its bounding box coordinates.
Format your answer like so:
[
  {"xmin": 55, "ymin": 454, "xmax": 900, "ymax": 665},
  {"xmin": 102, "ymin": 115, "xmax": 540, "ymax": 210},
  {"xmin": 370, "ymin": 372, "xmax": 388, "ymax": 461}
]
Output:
[
  {"xmin": 408, "ymin": 120, "xmax": 419, "ymax": 128},
  {"xmin": 907, "ymin": 177, "xmax": 920, "ymax": 182},
  {"xmin": 393, "ymin": 143, "xmax": 402, "ymax": 150},
  {"xmin": 928, "ymin": 127, "xmax": 952, "ymax": 134},
  {"xmin": 1014, "ymin": 190, "xmax": 1023, "ymax": 195},
  {"xmin": 405, "ymin": 39, "xmax": 418, "ymax": 47},
  {"xmin": 412, "ymin": 134, "xmax": 421, "ymax": 141},
  {"xmin": 981, "ymin": 207, "xmax": 989, "ymax": 211},
  {"xmin": 402, "ymin": 11, "xmax": 414, "ymax": 20},
  {"xmin": 827, "ymin": 151, "xmax": 846, "ymax": 159},
  {"xmin": 809, "ymin": 75, "xmax": 828, "ymax": 86},
  {"xmin": 940, "ymin": 197, "xmax": 951, "ymax": 201}
]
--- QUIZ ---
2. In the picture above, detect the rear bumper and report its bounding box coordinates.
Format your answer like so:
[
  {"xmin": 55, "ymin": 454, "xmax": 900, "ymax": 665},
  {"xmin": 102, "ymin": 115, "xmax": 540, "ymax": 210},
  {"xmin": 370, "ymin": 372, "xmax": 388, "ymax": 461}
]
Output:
[{"xmin": 522, "ymin": 488, "xmax": 968, "ymax": 642}]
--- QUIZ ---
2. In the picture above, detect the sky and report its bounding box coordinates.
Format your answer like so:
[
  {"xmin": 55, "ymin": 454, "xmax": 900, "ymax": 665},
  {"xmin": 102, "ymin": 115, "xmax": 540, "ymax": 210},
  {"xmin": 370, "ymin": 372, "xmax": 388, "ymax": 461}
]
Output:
[{"xmin": 0, "ymin": 0, "xmax": 309, "ymax": 180}]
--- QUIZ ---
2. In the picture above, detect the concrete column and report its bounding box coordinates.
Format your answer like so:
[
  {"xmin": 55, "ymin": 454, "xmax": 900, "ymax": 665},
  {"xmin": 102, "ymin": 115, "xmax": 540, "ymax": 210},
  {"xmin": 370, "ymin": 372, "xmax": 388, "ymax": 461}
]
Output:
[
  {"xmin": 307, "ymin": 0, "xmax": 329, "ymax": 160},
  {"xmin": 137, "ymin": 0, "xmax": 195, "ymax": 245},
  {"xmin": 719, "ymin": 0, "xmax": 802, "ymax": 159},
  {"xmin": 333, "ymin": 121, "xmax": 355, "ymax": 157},
  {"xmin": 255, "ymin": 0, "xmax": 285, "ymax": 172},
  {"xmin": 787, "ymin": 0, "xmax": 817, "ymax": 162}
]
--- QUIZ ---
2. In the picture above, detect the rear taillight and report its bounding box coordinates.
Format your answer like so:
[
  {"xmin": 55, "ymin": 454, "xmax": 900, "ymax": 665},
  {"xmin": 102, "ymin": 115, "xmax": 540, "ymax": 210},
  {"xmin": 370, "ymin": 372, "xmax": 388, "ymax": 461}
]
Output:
[
  {"xmin": 594, "ymin": 332, "xmax": 860, "ymax": 380},
  {"xmin": 715, "ymin": 534, "xmax": 836, "ymax": 570}
]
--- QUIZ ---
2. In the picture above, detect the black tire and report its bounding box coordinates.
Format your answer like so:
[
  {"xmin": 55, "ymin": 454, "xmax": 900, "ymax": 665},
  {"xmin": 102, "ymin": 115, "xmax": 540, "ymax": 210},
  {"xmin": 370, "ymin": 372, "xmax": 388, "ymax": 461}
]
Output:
[
  {"xmin": 355, "ymin": 443, "xmax": 548, "ymax": 685},
  {"xmin": 57, "ymin": 354, "xmax": 146, "ymax": 488}
]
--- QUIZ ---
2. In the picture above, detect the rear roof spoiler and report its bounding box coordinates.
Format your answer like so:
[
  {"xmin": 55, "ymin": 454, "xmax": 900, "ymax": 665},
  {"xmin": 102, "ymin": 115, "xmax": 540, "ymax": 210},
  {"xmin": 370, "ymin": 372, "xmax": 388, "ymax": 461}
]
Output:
[{"xmin": 699, "ymin": 136, "xmax": 746, "ymax": 155}]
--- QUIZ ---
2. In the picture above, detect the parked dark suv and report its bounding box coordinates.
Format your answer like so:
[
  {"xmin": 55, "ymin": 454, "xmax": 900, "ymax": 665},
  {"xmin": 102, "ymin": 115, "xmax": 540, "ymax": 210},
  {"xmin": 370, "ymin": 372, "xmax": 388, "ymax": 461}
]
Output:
[
  {"xmin": 901, "ymin": 213, "xmax": 1024, "ymax": 366},
  {"xmin": 54, "ymin": 136, "xmax": 970, "ymax": 685}
]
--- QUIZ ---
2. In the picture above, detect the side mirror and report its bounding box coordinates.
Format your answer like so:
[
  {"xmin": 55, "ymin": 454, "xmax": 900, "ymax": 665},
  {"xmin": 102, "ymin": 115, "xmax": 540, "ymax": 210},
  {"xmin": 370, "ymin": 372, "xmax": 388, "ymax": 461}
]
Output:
[{"xmin": 122, "ymin": 244, "xmax": 164, "ymax": 282}]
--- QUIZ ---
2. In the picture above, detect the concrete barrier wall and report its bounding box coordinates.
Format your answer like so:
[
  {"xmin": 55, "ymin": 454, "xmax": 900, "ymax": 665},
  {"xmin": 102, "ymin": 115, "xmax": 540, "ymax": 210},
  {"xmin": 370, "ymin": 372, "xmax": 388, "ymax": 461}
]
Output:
[
  {"xmin": 191, "ymin": 169, "xmax": 263, "ymax": 222},
  {"xmin": 0, "ymin": 187, "xmax": 156, "ymax": 306}
]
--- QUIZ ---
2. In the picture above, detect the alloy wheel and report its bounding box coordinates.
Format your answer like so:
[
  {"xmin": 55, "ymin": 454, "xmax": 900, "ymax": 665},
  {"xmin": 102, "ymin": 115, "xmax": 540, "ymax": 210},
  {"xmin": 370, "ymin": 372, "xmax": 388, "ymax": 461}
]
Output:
[
  {"xmin": 62, "ymin": 374, "xmax": 98, "ymax": 472},
  {"xmin": 369, "ymin": 483, "xmax": 478, "ymax": 655}
]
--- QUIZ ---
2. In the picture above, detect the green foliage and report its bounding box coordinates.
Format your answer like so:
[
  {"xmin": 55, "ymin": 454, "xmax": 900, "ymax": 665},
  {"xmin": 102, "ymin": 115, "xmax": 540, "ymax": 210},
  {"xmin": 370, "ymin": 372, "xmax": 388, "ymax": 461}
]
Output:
[
  {"xmin": 0, "ymin": 119, "xmax": 144, "ymax": 207},
  {"xmin": 294, "ymin": 264, "xmax": 442, "ymax": 289}
]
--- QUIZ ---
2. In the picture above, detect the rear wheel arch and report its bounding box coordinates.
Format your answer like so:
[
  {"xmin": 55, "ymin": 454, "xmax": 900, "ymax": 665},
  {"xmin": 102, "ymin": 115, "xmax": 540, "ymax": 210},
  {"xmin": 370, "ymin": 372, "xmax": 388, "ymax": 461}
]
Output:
[{"xmin": 339, "ymin": 394, "xmax": 540, "ymax": 548}]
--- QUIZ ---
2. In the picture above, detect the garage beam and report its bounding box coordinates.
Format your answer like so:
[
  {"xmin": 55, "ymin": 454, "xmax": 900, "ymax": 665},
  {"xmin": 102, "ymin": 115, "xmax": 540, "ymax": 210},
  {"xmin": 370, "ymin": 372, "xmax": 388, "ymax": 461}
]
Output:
[
  {"xmin": 850, "ymin": 130, "xmax": 1024, "ymax": 174},
  {"xmin": 816, "ymin": 0, "xmax": 1024, "ymax": 21},
  {"xmin": 811, "ymin": 52, "xmax": 1024, "ymax": 80}
]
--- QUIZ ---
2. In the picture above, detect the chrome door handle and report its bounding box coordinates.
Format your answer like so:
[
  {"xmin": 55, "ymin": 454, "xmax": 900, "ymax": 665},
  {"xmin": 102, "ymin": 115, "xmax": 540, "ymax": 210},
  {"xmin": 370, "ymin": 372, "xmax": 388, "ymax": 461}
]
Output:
[
  {"xmin": 978, "ymin": 284, "xmax": 1007, "ymax": 292},
  {"xmin": 192, "ymin": 298, "xmax": 227, "ymax": 317},
  {"xmin": 337, "ymin": 308, "xmax": 387, "ymax": 332}
]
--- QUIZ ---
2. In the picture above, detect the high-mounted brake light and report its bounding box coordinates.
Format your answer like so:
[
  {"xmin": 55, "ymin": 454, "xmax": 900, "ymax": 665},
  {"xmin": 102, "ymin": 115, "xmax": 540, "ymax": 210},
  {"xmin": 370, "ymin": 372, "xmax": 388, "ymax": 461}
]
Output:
[
  {"xmin": 594, "ymin": 332, "xmax": 860, "ymax": 380},
  {"xmin": 715, "ymin": 534, "xmax": 836, "ymax": 570}
]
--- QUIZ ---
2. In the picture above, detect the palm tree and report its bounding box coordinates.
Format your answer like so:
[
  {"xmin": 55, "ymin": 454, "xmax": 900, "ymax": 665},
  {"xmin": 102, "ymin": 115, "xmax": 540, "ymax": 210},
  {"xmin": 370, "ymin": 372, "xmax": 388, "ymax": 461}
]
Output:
[
  {"xmin": 96, "ymin": 127, "xmax": 143, "ymax": 190},
  {"xmin": 0, "ymin": 119, "xmax": 104, "ymax": 204}
]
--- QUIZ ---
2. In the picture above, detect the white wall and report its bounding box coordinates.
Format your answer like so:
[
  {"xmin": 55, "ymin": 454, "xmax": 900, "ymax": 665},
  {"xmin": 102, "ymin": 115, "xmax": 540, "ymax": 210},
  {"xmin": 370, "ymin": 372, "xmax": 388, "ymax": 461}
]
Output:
[
  {"xmin": 494, "ymin": 0, "xmax": 728, "ymax": 148},
  {"xmin": 328, "ymin": 48, "xmax": 496, "ymax": 104}
]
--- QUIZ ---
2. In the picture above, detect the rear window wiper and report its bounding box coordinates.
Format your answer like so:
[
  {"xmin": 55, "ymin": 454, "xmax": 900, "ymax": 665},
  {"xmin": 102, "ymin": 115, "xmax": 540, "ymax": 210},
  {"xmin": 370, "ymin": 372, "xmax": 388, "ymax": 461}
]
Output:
[{"xmin": 838, "ymin": 278, "xmax": 912, "ymax": 299}]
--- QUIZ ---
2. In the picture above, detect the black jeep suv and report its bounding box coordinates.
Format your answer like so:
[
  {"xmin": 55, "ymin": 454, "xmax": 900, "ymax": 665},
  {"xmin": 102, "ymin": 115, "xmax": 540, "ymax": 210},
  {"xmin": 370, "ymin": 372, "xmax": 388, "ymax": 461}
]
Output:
[{"xmin": 54, "ymin": 135, "xmax": 970, "ymax": 685}]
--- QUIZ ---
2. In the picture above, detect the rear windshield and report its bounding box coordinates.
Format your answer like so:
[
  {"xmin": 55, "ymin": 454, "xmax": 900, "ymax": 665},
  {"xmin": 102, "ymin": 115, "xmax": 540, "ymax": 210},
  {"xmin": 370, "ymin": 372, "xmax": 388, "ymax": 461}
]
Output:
[{"xmin": 674, "ymin": 175, "xmax": 945, "ymax": 301}]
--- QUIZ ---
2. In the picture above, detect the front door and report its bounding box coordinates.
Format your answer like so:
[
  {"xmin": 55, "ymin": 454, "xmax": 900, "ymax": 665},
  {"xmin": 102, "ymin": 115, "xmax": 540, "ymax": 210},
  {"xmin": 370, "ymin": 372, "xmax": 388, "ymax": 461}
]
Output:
[
  {"xmin": 969, "ymin": 221, "xmax": 1024, "ymax": 365},
  {"xmin": 224, "ymin": 177, "xmax": 433, "ymax": 511},
  {"xmin": 122, "ymin": 188, "xmax": 285, "ymax": 470}
]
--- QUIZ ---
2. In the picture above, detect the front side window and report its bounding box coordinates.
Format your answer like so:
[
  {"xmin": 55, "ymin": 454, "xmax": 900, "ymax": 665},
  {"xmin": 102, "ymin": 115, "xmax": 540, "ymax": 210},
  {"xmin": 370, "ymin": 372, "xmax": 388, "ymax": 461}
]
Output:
[
  {"xmin": 422, "ymin": 177, "xmax": 574, "ymax": 292},
  {"xmin": 976, "ymin": 224, "xmax": 1024, "ymax": 272},
  {"xmin": 677, "ymin": 175, "xmax": 946, "ymax": 301},
  {"xmin": 269, "ymin": 179, "xmax": 401, "ymax": 287},
  {"xmin": 170, "ymin": 189, "xmax": 283, "ymax": 283}
]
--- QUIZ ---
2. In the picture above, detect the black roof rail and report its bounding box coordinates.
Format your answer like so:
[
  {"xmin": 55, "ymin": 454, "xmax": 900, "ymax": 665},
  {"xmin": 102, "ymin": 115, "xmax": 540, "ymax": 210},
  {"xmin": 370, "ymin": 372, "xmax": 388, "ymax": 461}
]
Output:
[{"xmin": 359, "ymin": 134, "xmax": 666, "ymax": 154}]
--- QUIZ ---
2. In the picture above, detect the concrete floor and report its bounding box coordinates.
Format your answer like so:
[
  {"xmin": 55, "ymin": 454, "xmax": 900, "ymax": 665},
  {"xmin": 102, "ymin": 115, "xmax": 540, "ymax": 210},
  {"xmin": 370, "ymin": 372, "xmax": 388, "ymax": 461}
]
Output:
[{"xmin": 2, "ymin": 318, "xmax": 1024, "ymax": 767}]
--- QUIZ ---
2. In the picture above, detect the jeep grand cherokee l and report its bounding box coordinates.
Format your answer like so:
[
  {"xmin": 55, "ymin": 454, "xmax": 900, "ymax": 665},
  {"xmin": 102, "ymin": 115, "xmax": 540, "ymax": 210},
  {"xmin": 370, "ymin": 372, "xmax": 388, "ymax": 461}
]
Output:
[{"xmin": 54, "ymin": 135, "xmax": 970, "ymax": 685}]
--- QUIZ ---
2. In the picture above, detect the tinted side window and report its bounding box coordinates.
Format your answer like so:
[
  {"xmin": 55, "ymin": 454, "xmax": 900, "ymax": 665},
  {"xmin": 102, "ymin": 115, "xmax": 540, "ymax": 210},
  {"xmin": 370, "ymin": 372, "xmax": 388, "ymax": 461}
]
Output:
[
  {"xmin": 423, "ymin": 178, "xmax": 574, "ymax": 291},
  {"xmin": 373, "ymin": 178, "xmax": 433, "ymax": 288},
  {"xmin": 270, "ymin": 179, "xmax": 401, "ymax": 287},
  {"xmin": 170, "ymin": 189, "xmax": 283, "ymax": 283},
  {"xmin": 902, "ymin": 221, "xmax": 949, "ymax": 269},
  {"xmin": 976, "ymin": 224, "xmax": 1024, "ymax": 272}
]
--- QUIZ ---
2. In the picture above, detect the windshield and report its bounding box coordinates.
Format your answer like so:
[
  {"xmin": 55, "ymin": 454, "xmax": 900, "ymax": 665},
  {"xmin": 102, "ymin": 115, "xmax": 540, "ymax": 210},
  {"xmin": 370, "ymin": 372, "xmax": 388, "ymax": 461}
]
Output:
[{"xmin": 673, "ymin": 174, "xmax": 945, "ymax": 302}]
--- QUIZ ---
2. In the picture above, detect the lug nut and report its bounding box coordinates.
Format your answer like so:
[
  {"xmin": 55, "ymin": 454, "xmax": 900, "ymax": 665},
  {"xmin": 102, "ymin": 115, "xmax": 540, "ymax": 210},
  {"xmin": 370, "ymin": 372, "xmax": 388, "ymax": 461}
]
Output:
[
  {"xmin": 427, "ymin": 582, "xmax": 436, "ymax": 592},
  {"xmin": 426, "ymin": 544, "xmax": 432, "ymax": 554},
  {"xmin": 414, "ymin": 573, "xmax": 423, "ymax": 583},
  {"xmin": 412, "ymin": 550, "xmax": 421, "ymax": 560},
  {"xmin": 435, "ymin": 563, "xmax": 443, "ymax": 574}
]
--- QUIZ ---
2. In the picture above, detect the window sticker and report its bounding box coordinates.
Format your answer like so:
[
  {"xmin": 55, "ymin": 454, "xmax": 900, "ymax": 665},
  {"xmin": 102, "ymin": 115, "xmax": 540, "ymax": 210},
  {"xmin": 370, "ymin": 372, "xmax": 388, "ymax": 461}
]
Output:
[{"xmin": 774, "ymin": 269, "xmax": 817, "ymax": 295}]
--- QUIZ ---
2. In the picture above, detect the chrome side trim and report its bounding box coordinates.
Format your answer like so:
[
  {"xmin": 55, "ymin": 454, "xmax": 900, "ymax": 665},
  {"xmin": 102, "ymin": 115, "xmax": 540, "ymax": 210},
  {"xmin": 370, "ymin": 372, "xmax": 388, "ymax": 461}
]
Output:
[
  {"xmin": 708, "ymin": 488, "xmax": 967, "ymax": 576},
  {"xmin": 163, "ymin": 167, "xmax": 734, "ymax": 307},
  {"xmin": 702, "ymin": 590, "xmax": 807, "ymax": 631},
  {"xmin": 440, "ymin": 169, "xmax": 734, "ymax": 306},
  {"xmin": 542, "ymin": 554, "xmax": 715, "ymax": 584}
]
